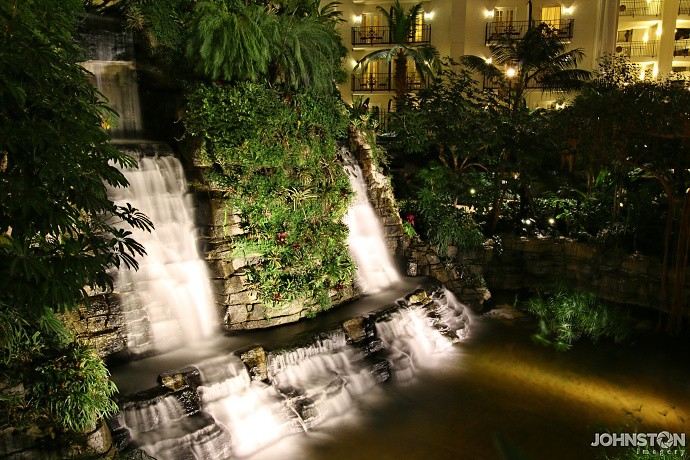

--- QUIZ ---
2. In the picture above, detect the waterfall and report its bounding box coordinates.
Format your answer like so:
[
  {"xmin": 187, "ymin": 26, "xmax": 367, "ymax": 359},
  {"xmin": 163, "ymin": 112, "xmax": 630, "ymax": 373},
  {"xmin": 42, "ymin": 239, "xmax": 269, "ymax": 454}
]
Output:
[
  {"xmin": 342, "ymin": 150, "xmax": 401, "ymax": 293},
  {"xmin": 106, "ymin": 148, "xmax": 217, "ymax": 355},
  {"xmin": 83, "ymin": 22, "xmax": 217, "ymax": 354},
  {"xmin": 113, "ymin": 287, "xmax": 470, "ymax": 459}
]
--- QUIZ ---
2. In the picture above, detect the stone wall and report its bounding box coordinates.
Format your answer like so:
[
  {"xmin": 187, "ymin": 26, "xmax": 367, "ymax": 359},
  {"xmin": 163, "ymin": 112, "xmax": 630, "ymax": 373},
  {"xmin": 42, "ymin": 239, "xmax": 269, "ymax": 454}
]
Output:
[
  {"xmin": 452, "ymin": 234, "xmax": 690, "ymax": 311},
  {"xmin": 60, "ymin": 292, "xmax": 127, "ymax": 359},
  {"xmin": 189, "ymin": 159, "xmax": 359, "ymax": 332}
]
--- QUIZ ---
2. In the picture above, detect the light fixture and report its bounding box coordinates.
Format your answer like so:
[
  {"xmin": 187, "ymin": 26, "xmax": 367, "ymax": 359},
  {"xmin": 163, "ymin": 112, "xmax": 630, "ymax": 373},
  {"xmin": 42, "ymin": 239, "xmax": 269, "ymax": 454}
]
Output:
[
  {"xmin": 485, "ymin": 57, "xmax": 493, "ymax": 64},
  {"xmin": 353, "ymin": 14, "xmax": 362, "ymax": 23},
  {"xmin": 424, "ymin": 11, "xmax": 434, "ymax": 20},
  {"xmin": 484, "ymin": 9, "xmax": 495, "ymax": 18},
  {"xmin": 470, "ymin": 188, "xmax": 477, "ymax": 195},
  {"xmin": 562, "ymin": 6, "xmax": 574, "ymax": 15},
  {"xmin": 548, "ymin": 218, "xmax": 556, "ymax": 225},
  {"xmin": 506, "ymin": 67, "xmax": 516, "ymax": 78}
]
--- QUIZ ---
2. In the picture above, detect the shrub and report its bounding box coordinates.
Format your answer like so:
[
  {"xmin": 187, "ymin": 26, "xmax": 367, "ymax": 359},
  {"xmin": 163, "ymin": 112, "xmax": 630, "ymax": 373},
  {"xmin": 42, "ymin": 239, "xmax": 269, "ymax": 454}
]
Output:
[
  {"xmin": 185, "ymin": 82, "xmax": 354, "ymax": 310},
  {"xmin": 524, "ymin": 287, "xmax": 629, "ymax": 351}
]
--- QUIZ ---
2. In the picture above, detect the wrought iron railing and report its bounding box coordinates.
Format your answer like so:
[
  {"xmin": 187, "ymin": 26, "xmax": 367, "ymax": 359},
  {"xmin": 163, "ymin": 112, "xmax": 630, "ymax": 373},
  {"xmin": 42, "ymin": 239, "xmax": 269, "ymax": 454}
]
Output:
[
  {"xmin": 351, "ymin": 72, "xmax": 428, "ymax": 92},
  {"xmin": 680, "ymin": 0, "xmax": 690, "ymax": 15},
  {"xmin": 674, "ymin": 40, "xmax": 690, "ymax": 56},
  {"xmin": 615, "ymin": 40, "xmax": 659, "ymax": 57},
  {"xmin": 619, "ymin": 0, "xmax": 661, "ymax": 17},
  {"xmin": 351, "ymin": 24, "xmax": 431, "ymax": 46},
  {"xmin": 485, "ymin": 19, "xmax": 574, "ymax": 43}
]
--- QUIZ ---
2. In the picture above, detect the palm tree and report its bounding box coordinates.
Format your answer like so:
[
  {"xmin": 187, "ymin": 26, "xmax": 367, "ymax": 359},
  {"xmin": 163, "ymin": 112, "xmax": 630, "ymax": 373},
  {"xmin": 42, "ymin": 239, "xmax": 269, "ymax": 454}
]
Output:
[
  {"xmin": 186, "ymin": 0, "xmax": 345, "ymax": 94},
  {"xmin": 461, "ymin": 23, "xmax": 591, "ymax": 112},
  {"xmin": 355, "ymin": 0, "xmax": 440, "ymax": 102}
]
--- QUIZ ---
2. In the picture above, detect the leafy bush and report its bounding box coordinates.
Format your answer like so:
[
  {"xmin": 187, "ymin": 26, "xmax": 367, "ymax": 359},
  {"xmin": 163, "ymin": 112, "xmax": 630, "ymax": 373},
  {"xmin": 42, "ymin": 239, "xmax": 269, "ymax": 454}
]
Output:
[
  {"xmin": 402, "ymin": 165, "xmax": 484, "ymax": 256},
  {"xmin": 185, "ymin": 82, "xmax": 354, "ymax": 310},
  {"xmin": 525, "ymin": 287, "xmax": 629, "ymax": 351}
]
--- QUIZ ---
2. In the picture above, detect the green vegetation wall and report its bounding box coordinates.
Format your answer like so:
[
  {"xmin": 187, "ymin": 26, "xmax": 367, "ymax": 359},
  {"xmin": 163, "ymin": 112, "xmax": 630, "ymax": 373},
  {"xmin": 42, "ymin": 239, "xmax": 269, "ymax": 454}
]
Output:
[{"xmin": 185, "ymin": 82, "xmax": 357, "ymax": 329}]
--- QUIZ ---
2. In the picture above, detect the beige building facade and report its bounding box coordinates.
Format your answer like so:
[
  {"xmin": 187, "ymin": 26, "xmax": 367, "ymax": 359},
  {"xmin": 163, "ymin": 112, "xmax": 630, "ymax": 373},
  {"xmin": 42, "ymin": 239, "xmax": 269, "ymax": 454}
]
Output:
[
  {"xmin": 615, "ymin": 0, "xmax": 690, "ymax": 79},
  {"xmin": 337, "ymin": 0, "xmax": 619, "ymax": 113}
]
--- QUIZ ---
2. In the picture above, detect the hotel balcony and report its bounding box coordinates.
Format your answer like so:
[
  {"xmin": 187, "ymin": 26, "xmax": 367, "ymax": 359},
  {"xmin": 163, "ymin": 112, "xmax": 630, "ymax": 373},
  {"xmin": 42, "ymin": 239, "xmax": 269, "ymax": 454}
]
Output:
[
  {"xmin": 615, "ymin": 40, "xmax": 659, "ymax": 58},
  {"xmin": 680, "ymin": 0, "xmax": 690, "ymax": 15},
  {"xmin": 351, "ymin": 24, "xmax": 431, "ymax": 47},
  {"xmin": 618, "ymin": 0, "xmax": 662, "ymax": 17},
  {"xmin": 485, "ymin": 19, "xmax": 574, "ymax": 44},
  {"xmin": 351, "ymin": 72, "xmax": 428, "ymax": 92},
  {"xmin": 675, "ymin": 39, "xmax": 690, "ymax": 57}
]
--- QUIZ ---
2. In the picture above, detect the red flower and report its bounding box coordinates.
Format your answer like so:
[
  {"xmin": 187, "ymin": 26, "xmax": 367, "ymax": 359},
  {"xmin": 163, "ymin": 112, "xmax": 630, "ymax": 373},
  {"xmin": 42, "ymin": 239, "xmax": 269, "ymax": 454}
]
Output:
[
  {"xmin": 276, "ymin": 232, "xmax": 287, "ymax": 244},
  {"xmin": 406, "ymin": 214, "xmax": 415, "ymax": 226}
]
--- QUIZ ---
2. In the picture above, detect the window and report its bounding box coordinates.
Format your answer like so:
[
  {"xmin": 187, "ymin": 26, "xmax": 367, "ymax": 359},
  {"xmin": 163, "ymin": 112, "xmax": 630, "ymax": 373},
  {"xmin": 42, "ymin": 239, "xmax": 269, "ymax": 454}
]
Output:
[
  {"xmin": 541, "ymin": 6, "xmax": 561, "ymax": 23},
  {"xmin": 494, "ymin": 8, "xmax": 515, "ymax": 34},
  {"xmin": 413, "ymin": 10, "xmax": 425, "ymax": 42}
]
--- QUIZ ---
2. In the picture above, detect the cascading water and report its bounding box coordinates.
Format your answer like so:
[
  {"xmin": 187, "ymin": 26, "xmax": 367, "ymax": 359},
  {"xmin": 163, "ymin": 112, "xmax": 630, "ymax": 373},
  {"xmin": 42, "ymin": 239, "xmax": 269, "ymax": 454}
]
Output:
[
  {"xmin": 342, "ymin": 150, "xmax": 401, "ymax": 293},
  {"xmin": 83, "ymin": 22, "xmax": 216, "ymax": 354},
  {"xmin": 85, "ymin": 19, "xmax": 472, "ymax": 460},
  {"xmin": 106, "ymin": 149, "xmax": 217, "ymax": 355}
]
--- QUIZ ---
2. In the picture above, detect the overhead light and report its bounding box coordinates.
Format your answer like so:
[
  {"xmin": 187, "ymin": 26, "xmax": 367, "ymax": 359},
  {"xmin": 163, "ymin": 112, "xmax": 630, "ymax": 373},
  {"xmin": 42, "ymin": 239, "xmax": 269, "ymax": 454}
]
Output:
[{"xmin": 506, "ymin": 67, "xmax": 516, "ymax": 78}]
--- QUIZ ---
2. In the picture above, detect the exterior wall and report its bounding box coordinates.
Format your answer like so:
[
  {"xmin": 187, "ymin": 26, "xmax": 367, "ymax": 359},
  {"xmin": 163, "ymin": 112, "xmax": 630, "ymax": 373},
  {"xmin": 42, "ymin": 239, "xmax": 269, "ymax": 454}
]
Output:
[
  {"xmin": 338, "ymin": 0, "xmax": 619, "ymax": 111},
  {"xmin": 616, "ymin": 0, "xmax": 690, "ymax": 79}
]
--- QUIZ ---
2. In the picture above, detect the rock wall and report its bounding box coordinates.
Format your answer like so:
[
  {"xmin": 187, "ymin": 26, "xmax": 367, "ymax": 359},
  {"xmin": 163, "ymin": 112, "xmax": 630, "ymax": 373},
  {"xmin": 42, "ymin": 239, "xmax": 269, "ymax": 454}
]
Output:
[
  {"xmin": 453, "ymin": 234, "xmax": 690, "ymax": 311},
  {"xmin": 189, "ymin": 159, "xmax": 359, "ymax": 332},
  {"xmin": 61, "ymin": 292, "xmax": 127, "ymax": 359}
]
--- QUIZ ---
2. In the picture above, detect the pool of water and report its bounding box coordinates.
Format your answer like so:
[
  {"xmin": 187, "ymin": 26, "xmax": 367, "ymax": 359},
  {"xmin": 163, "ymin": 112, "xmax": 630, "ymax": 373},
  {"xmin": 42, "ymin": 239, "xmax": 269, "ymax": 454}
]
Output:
[{"xmin": 246, "ymin": 316, "xmax": 690, "ymax": 460}]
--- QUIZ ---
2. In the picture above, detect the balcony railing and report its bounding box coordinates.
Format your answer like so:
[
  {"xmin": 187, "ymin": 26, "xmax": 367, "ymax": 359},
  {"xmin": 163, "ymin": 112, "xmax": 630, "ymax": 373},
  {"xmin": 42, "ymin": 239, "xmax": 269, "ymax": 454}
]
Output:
[
  {"xmin": 619, "ymin": 0, "xmax": 661, "ymax": 17},
  {"xmin": 675, "ymin": 40, "xmax": 690, "ymax": 56},
  {"xmin": 351, "ymin": 72, "xmax": 428, "ymax": 92},
  {"xmin": 485, "ymin": 19, "xmax": 574, "ymax": 44},
  {"xmin": 615, "ymin": 40, "xmax": 659, "ymax": 58},
  {"xmin": 351, "ymin": 24, "xmax": 431, "ymax": 46},
  {"xmin": 680, "ymin": 0, "xmax": 690, "ymax": 15}
]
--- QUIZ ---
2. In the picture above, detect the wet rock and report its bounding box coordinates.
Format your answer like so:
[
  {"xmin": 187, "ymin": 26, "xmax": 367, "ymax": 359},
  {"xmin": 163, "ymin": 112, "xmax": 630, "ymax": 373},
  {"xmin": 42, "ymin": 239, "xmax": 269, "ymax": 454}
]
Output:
[
  {"xmin": 238, "ymin": 346, "xmax": 268, "ymax": 381},
  {"xmin": 342, "ymin": 317, "xmax": 366, "ymax": 343}
]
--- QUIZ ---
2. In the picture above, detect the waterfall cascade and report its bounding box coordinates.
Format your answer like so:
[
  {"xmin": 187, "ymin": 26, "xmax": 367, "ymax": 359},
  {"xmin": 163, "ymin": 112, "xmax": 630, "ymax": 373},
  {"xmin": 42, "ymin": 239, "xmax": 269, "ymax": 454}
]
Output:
[
  {"xmin": 82, "ymin": 20, "xmax": 472, "ymax": 460},
  {"xmin": 111, "ymin": 287, "xmax": 471, "ymax": 459},
  {"xmin": 83, "ymin": 23, "xmax": 217, "ymax": 354},
  {"xmin": 343, "ymin": 150, "xmax": 401, "ymax": 293}
]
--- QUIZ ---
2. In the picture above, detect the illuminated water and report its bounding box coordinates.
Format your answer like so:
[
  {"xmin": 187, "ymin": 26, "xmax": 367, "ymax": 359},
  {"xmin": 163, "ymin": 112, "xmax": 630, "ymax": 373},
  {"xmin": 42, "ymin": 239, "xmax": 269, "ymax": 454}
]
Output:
[{"xmin": 343, "ymin": 150, "xmax": 400, "ymax": 293}]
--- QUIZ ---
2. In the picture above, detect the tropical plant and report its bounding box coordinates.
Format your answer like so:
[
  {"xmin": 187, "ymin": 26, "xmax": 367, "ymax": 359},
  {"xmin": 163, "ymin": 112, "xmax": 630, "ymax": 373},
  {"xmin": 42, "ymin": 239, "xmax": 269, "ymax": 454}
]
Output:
[
  {"xmin": 461, "ymin": 23, "xmax": 591, "ymax": 112},
  {"xmin": 0, "ymin": 0, "xmax": 148, "ymax": 437},
  {"xmin": 558, "ymin": 55, "xmax": 690, "ymax": 333},
  {"xmin": 186, "ymin": 0, "xmax": 274, "ymax": 82},
  {"xmin": 524, "ymin": 286, "xmax": 629, "ymax": 351},
  {"xmin": 185, "ymin": 82, "xmax": 354, "ymax": 310},
  {"xmin": 355, "ymin": 0, "xmax": 440, "ymax": 101},
  {"xmin": 185, "ymin": 0, "xmax": 345, "ymax": 93}
]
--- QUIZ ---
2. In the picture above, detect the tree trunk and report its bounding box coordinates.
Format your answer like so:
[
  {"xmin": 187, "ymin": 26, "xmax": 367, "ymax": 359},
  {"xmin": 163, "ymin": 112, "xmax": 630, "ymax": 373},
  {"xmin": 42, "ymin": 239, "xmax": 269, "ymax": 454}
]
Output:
[{"xmin": 393, "ymin": 52, "xmax": 408, "ymax": 103}]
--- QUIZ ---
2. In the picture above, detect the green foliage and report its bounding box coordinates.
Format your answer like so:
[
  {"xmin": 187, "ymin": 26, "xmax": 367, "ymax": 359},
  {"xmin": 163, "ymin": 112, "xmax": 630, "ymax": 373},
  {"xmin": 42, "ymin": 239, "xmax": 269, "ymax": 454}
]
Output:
[
  {"xmin": 0, "ymin": 0, "xmax": 152, "ymax": 318},
  {"xmin": 0, "ymin": 0, "xmax": 150, "ymax": 438},
  {"xmin": 29, "ymin": 341, "xmax": 118, "ymax": 432},
  {"xmin": 127, "ymin": 0, "xmax": 195, "ymax": 66},
  {"xmin": 184, "ymin": 0, "xmax": 345, "ymax": 93},
  {"xmin": 403, "ymin": 165, "xmax": 484, "ymax": 256},
  {"xmin": 186, "ymin": 1, "xmax": 273, "ymax": 82},
  {"xmin": 185, "ymin": 82, "xmax": 354, "ymax": 310},
  {"xmin": 524, "ymin": 287, "xmax": 629, "ymax": 351}
]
